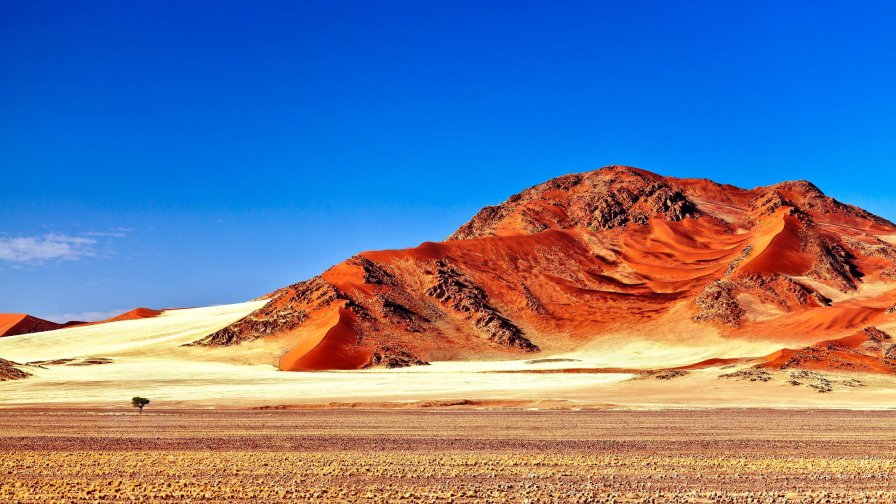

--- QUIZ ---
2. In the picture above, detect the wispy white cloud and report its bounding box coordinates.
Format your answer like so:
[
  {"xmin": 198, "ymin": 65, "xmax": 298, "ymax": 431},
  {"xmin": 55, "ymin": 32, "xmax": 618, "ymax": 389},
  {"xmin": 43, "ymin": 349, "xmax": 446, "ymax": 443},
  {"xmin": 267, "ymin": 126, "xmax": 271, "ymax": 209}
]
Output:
[
  {"xmin": 0, "ymin": 228, "xmax": 131, "ymax": 264},
  {"xmin": 0, "ymin": 234, "xmax": 97, "ymax": 263},
  {"xmin": 83, "ymin": 227, "xmax": 134, "ymax": 238}
]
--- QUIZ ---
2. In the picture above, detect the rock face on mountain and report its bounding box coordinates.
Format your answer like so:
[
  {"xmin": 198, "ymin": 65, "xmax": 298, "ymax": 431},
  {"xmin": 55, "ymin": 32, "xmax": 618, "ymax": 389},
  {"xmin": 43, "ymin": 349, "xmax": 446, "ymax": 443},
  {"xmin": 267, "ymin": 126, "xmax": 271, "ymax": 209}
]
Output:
[{"xmin": 196, "ymin": 166, "xmax": 896, "ymax": 370}]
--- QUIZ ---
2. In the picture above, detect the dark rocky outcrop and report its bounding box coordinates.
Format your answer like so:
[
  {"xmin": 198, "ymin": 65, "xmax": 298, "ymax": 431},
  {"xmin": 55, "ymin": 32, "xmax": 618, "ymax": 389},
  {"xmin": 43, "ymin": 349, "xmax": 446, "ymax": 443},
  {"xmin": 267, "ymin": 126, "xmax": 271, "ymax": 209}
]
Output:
[
  {"xmin": 0, "ymin": 358, "xmax": 30, "ymax": 381},
  {"xmin": 861, "ymin": 327, "xmax": 891, "ymax": 343},
  {"xmin": 363, "ymin": 347, "xmax": 429, "ymax": 369},
  {"xmin": 694, "ymin": 280, "xmax": 745, "ymax": 326},
  {"xmin": 191, "ymin": 276, "xmax": 337, "ymax": 346},
  {"xmin": 425, "ymin": 260, "xmax": 537, "ymax": 351},
  {"xmin": 449, "ymin": 166, "xmax": 701, "ymax": 240}
]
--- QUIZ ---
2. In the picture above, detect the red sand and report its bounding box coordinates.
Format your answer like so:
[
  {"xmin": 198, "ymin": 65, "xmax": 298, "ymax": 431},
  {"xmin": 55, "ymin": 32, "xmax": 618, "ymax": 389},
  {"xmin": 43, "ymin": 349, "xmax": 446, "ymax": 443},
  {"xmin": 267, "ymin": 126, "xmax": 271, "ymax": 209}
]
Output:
[
  {"xmin": 91, "ymin": 308, "xmax": 162, "ymax": 324},
  {"xmin": 279, "ymin": 307, "xmax": 371, "ymax": 371}
]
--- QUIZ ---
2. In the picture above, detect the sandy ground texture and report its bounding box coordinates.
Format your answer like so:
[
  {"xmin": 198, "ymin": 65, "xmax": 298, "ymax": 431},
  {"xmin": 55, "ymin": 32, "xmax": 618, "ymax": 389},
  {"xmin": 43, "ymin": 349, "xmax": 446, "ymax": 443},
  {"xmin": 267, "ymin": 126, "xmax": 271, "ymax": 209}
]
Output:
[
  {"xmin": 2, "ymin": 408, "xmax": 896, "ymax": 503},
  {"xmin": 2, "ymin": 301, "xmax": 896, "ymax": 408}
]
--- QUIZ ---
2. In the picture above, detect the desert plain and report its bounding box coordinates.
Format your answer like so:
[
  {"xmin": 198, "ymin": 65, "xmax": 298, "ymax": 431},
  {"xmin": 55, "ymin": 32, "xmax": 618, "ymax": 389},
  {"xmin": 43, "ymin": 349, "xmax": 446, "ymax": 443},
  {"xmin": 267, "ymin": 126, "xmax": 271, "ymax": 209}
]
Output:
[{"xmin": 3, "ymin": 408, "xmax": 896, "ymax": 503}]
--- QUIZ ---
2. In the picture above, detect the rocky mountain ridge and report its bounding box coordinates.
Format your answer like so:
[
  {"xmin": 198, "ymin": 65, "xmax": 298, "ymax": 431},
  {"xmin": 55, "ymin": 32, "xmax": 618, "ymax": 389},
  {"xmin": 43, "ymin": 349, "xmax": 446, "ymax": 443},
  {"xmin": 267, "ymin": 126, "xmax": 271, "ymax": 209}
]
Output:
[{"xmin": 192, "ymin": 166, "xmax": 896, "ymax": 370}]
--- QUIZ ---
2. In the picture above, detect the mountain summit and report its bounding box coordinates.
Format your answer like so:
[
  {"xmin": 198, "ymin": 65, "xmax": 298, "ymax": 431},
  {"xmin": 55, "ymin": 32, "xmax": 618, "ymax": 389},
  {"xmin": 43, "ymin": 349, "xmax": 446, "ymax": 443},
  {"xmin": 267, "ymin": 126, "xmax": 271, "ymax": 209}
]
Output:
[{"xmin": 194, "ymin": 166, "xmax": 896, "ymax": 371}]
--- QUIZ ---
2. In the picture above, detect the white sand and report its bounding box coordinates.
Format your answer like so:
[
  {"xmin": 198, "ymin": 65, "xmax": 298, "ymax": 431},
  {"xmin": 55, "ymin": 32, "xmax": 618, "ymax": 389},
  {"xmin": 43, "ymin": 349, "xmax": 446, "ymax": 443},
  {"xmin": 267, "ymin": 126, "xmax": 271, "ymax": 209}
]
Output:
[
  {"xmin": 0, "ymin": 301, "xmax": 268, "ymax": 362},
  {"xmin": 2, "ymin": 300, "xmax": 895, "ymax": 409}
]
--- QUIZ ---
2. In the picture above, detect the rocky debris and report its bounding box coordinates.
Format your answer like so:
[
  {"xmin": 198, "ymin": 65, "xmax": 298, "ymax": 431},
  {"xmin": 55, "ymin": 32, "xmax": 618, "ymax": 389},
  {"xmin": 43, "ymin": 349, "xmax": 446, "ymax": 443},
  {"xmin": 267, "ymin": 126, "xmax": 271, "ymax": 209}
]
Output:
[
  {"xmin": 191, "ymin": 276, "xmax": 338, "ymax": 346},
  {"xmin": 787, "ymin": 370, "xmax": 842, "ymax": 393},
  {"xmin": 635, "ymin": 184, "xmax": 700, "ymax": 224},
  {"xmin": 26, "ymin": 358, "xmax": 74, "ymax": 367},
  {"xmin": 651, "ymin": 369, "xmax": 688, "ymax": 380},
  {"xmin": 377, "ymin": 295, "xmax": 429, "ymax": 333},
  {"xmin": 450, "ymin": 173, "xmax": 585, "ymax": 239},
  {"xmin": 694, "ymin": 280, "xmax": 745, "ymax": 326},
  {"xmin": 807, "ymin": 236, "xmax": 862, "ymax": 292},
  {"xmin": 518, "ymin": 211, "xmax": 550, "ymax": 235},
  {"xmin": 586, "ymin": 184, "xmax": 697, "ymax": 229},
  {"xmin": 843, "ymin": 235, "xmax": 896, "ymax": 261},
  {"xmin": 861, "ymin": 327, "xmax": 891, "ymax": 343},
  {"xmin": 810, "ymin": 379, "xmax": 834, "ymax": 393},
  {"xmin": 449, "ymin": 203, "xmax": 516, "ymax": 241},
  {"xmin": 573, "ymin": 180, "xmax": 700, "ymax": 230},
  {"xmin": 748, "ymin": 190, "xmax": 797, "ymax": 219},
  {"xmin": 884, "ymin": 344, "xmax": 896, "ymax": 363},
  {"xmin": 0, "ymin": 358, "xmax": 31, "ymax": 381},
  {"xmin": 775, "ymin": 343, "xmax": 856, "ymax": 371},
  {"xmin": 519, "ymin": 283, "xmax": 548, "ymax": 315},
  {"xmin": 752, "ymin": 180, "xmax": 895, "ymax": 228},
  {"xmin": 192, "ymin": 306, "xmax": 308, "ymax": 346},
  {"xmin": 350, "ymin": 256, "xmax": 396, "ymax": 286},
  {"xmin": 363, "ymin": 347, "xmax": 429, "ymax": 369},
  {"xmin": 724, "ymin": 245, "xmax": 753, "ymax": 276},
  {"xmin": 66, "ymin": 358, "xmax": 114, "ymax": 366},
  {"xmin": 736, "ymin": 274, "xmax": 831, "ymax": 308},
  {"xmin": 719, "ymin": 368, "xmax": 772, "ymax": 382},
  {"xmin": 695, "ymin": 274, "xmax": 830, "ymax": 327},
  {"xmin": 425, "ymin": 260, "xmax": 537, "ymax": 351},
  {"xmin": 378, "ymin": 297, "xmax": 418, "ymax": 320},
  {"xmin": 780, "ymin": 180, "xmax": 896, "ymax": 227},
  {"xmin": 448, "ymin": 166, "xmax": 701, "ymax": 239}
]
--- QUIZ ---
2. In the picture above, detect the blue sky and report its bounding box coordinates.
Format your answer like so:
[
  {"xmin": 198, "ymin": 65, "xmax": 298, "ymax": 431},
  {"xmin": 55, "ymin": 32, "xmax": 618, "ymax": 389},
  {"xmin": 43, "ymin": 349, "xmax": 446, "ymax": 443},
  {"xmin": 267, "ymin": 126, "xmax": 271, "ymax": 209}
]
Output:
[{"xmin": 2, "ymin": 1, "xmax": 895, "ymax": 320}]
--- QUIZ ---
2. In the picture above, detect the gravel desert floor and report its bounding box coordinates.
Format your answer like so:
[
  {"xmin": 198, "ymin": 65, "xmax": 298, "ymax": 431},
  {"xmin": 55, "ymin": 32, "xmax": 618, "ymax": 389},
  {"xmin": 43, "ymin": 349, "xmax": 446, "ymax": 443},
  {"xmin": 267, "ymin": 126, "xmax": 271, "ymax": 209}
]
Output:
[{"xmin": 2, "ymin": 408, "xmax": 895, "ymax": 503}]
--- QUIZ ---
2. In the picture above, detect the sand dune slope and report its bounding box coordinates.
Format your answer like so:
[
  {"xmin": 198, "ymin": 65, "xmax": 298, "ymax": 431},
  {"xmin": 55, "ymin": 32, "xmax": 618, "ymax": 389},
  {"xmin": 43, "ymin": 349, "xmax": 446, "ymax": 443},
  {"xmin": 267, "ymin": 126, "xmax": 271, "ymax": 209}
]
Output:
[{"xmin": 0, "ymin": 301, "xmax": 266, "ymax": 363}]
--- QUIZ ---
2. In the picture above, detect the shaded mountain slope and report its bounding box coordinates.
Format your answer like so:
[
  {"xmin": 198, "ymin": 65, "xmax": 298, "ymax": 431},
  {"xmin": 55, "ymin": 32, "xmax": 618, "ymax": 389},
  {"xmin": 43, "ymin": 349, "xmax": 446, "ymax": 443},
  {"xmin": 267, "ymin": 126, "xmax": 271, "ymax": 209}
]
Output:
[
  {"xmin": 195, "ymin": 165, "xmax": 896, "ymax": 371},
  {"xmin": 0, "ymin": 314, "xmax": 67, "ymax": 338}
]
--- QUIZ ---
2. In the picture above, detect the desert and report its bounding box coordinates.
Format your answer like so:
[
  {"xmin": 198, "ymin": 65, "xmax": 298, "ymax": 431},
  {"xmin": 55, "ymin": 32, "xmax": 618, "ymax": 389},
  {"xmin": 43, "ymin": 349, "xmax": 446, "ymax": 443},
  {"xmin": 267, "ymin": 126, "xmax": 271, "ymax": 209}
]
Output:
[
  {"xmin": 4, "ymin": 167, "xmax": 896, "ymax": 410},
  {"xmin": 7, "ymin": 3, "xmax": 896, "ymax": 501},
  {"xmin": 3, "ymin": 409, "xmax": 896, "ymax": 503}
]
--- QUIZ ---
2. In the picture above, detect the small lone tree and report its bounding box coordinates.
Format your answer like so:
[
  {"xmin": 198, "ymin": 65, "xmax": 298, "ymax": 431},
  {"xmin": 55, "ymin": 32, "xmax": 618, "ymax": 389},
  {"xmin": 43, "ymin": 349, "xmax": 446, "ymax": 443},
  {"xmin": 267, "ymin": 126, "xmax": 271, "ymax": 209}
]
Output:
[{"xmin": 131, "ymin": 396, "xmax": 150, "ymax": 413}]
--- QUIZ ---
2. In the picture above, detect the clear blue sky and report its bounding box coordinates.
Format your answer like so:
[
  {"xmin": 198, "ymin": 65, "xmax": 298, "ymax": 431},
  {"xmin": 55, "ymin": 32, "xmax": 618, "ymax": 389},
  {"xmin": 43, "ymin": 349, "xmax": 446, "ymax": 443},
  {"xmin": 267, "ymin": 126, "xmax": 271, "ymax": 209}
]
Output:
[{"xmin": 2, "ymin": 1, "xmax": 895, "ymax": 320}]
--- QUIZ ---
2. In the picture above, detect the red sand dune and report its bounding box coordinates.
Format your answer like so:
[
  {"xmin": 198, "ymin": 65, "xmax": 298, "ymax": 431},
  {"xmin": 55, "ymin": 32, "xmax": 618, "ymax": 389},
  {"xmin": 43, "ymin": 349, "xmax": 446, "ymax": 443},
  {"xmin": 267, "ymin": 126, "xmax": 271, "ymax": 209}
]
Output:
[
  {"xmin": 92, "ymin": 308, "xmax": 162, "ymax": 324},
  {"xmin": 190, "ymin": 165, "xmax": 896, "ymax": 371},
  {"xmin": 279, "ymin": 308, "xmax": 371, "ymax": 371},
  {"xmin": 0, "ymin": 308, "xmax": 163, "ymax": 338}
]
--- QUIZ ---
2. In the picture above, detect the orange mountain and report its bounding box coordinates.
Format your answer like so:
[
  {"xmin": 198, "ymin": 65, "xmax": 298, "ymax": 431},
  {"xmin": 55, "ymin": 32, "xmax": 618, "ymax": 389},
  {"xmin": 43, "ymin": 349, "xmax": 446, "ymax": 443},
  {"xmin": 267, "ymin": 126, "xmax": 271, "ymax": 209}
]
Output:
[{"xmin": 195, "ymin": 166, "xmax": 896, "ymax": 370}]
